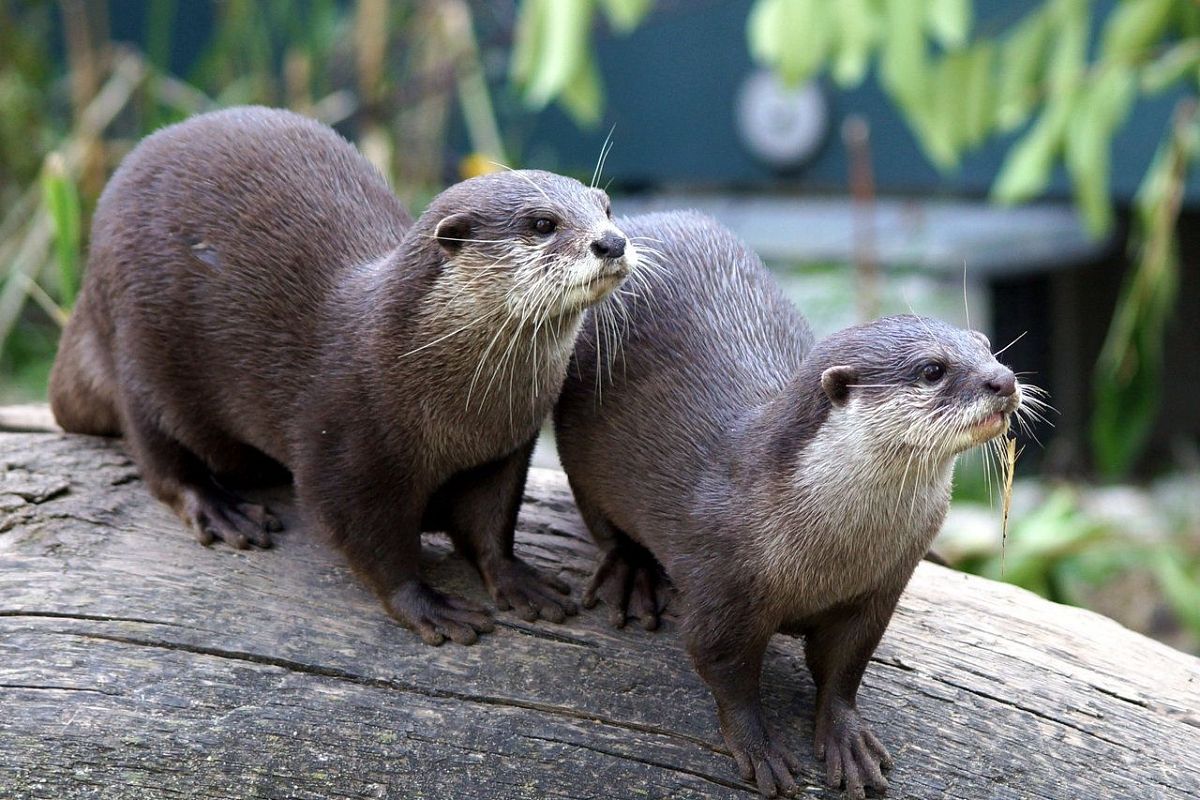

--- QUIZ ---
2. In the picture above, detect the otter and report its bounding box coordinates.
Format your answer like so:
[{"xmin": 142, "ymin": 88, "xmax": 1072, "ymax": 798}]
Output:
[
  {"xmin": 50, "ymin": 106, "xmax": 636, "ymax": 645},
  {"xmin": 554, "ymin": 211, "xmax": 1033, "ymax": 797}
]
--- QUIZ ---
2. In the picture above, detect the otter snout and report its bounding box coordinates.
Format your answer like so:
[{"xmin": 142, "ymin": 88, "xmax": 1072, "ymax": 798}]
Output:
[
  {"xmin": 591, "ymin": 232, "xmax": 627, "ymax": 260},
  {"xmin": 984, "ymin": 368, "xmax": 1016, "ymax": 397}
]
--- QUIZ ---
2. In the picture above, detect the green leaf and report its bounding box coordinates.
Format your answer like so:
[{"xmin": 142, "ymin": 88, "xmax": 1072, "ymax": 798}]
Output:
[
  {"xmin": 1141, "ymin": 40, "xmax": 1200, "ymax": 94},
  {"xmin": 40, "ymin": 152, "xmax": 81, "ymax": 308},
  {"xmin": 991, "ymin": 91, "xmax": 1073, "ymax": 204},
  {"xmin": 1151, "ymin": 550, "xmax": 1200, "ymax": 636},
  {"xmin": 509, "ymin": 0, "xmax": 546, "ymax": 87},
  {"xmin": 598, "ymin": 0, "xmax": 652, "ymax": 33},
  {"xmin": 1091, "ymin": 108, "xmax": 1195, "ymax": 476},
  {"xmin": 962, "ymin": 41, "xmax": 996, "ymax": 147},
  {"xmin": 559, "ymin": 51, "xmax": 605, "ymax": 127},
  {"xmin": 830, "ymin": 0, "xmax": 879, "ymax": 87},
  {"xmin": 1047, "ymin": 0, "xmax": 1088, "ymax": 94},
  {"xmin": 1178, "ymin": 0, "xmax": 1200, "ymax": 38},
  {"xmin": 516, "ymin": 0, "xmax": 596, "ymax": 110},
  {"xmin": 880, "ymin": 0, "xmax": 927, "ymax": 114},
  {"xmin": 996, "ymin": 9, "xmax": 1051, "ymax": 131},
  {"xmin": 1100, "ymin": 0, "xmax": 1174, "ymax": 64},
  {"xmin": 925, "ymin": 0, "xmax": 970, "ymax": 49},
  {"xmin": 926, "ymin": 49, "xmax": 973, "ymax": 169},
  {"xmin": 747, "ymin": 0, "xmax": 831, "ymax": 86},
  {"xmin": 1064, "ymin": 67, "xmax": 1136, "ymax": 236}
]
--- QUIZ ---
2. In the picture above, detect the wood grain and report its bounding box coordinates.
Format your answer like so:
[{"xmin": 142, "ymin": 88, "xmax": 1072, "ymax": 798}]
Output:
[{"xmin": 2, "ymin": 430, "xmax": 1198, "ymax": 799}]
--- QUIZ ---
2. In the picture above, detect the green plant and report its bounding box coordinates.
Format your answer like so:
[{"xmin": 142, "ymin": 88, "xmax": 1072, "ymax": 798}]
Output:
[
  {"xmin": 40, "ymin": 153, "xmax": 82, "ymax": 310},
  {"xmin": 0, "ymin": 1, "xmax": 509, "ymax": 401},
  {"xmin": 957, "ymin": 485, "xmax": 1200, "ymax": 648},
  {"xmin": 513, "ymin": 0, "xmax": 1200, "ymax": 477}
]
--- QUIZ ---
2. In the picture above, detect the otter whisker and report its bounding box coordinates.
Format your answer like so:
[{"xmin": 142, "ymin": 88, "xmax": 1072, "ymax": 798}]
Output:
[
  {"xmin": 494, "ymin": 296, "xmax": 539, "ymax": 434},
  {"xmin": 992, "ymin": 330, "xmax": 1027, "ymax": 358},
  {"xmin": 399, "ymin": 317, "xmax": 481, "ymax": 359},
  {"xmin": 962, "ymin": 258, "xmax": 971, "ymax": 332},
  {"xmin": 895, "ymin": 445, "xmax": 917, "ymax": 517},
  {"xmin": 1016, "ymin": 386, "xmax": 1051, "ymax": 401},
  {"xmin": 510, "ymin": 168, "xmax": 554, "ymax": 206},
  {"xmin": 591, "ymin": 124, "xmax": 617, "ymax": 189},
  {"xmin": 1016, "ymin": 402, "xmax": 1054, "ymax": 428},
  {"xmin": 593, "ymin": 303, "xmax": 605, "ymax": 402},
  {"xmin": 466, "ymin": 306, "xmax": 520, "ymax": 411},
  {"xmin": 1017, "ymin": 390, "xmax": 1055, "ymax": 411},
  {"xmin": 417, "ymin": 233, "xmax": 514, "ymax": 245},
  {"xmin": 602, "ymin": 296, "xmax": 624, "ymax": 385},
  {"xmin": 626, "ymin": 252, "xmax": 670, "ymax": 292}
]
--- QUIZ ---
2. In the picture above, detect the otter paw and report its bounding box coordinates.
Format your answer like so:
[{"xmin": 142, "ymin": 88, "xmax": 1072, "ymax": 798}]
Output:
[
  {"xmin": 724, "ymin": 728, "xmax": 803, "ymax": 798},
  {"xmin": 180, "ymin": 486, "xmax": 279, "ymax": 549},
  {"xmin": 386, "ymin": 580, "xmax": 495, "ymax": 646},
  {"xmin": 582, "ymin": 545, "xmax": 664, "ymax": 630},
  {"xmin": 814, "ymin": 701, "xmax": 892, "ymax": 800},
  {"xmin": 484, "ymin": 557, "xmax": 577, "ymax": 623}
]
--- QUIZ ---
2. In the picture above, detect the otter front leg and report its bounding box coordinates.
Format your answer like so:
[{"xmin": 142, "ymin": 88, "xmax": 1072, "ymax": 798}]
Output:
[
  {"xmin": 297, "ymin": 456, "xmax": 494, "ymax": 646},
  {"xmin": 688, "ymin": 620, "xmax": 802, "ymax": 797},
  {"xmin": 434, "ymin": 440, "xmax": 576, "ymax": 623},
  {"xmin": 803, "ymin": 589, "xmax": 903, "ymax": 799}
]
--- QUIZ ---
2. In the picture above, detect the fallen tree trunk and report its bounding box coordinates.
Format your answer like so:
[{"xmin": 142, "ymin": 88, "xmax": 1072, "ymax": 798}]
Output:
[{"xmin": 1, "ymin": 426, "xmax": 1198, "ymax": 799}]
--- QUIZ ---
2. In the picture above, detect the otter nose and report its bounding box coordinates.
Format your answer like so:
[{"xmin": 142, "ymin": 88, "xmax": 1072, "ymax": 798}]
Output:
[
  {"xmin": 591, "ymin": 232, "xmax": 626, "ymax": 260},
  {"xmin": 985, "ymin": 369, "xmax": 1017, "ymax": 397}
]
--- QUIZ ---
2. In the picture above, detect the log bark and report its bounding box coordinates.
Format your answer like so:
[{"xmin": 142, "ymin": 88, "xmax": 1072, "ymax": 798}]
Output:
[{"xmin": 1, "ymin": 427, "xmax": 1198, "ymax": 800}]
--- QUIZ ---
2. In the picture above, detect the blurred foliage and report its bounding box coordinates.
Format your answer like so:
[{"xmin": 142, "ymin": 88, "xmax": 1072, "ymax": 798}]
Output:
[
  {"xmin": 0, "ymin": 0, "xmax": 507, "ymax": 402},
  {"xmin": 949, "ymin": 482, "xmax": 1200, "ymax": 652},
  {"xmin": 514, "ymin": 0, "xmax": 1200, "ymax": 478},
  {"xmin": 510, "ymin": 0, "xmax": 651, "ymax": 125}
]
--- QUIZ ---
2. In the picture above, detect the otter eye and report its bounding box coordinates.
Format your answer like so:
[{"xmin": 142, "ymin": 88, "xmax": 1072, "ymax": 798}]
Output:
[
  {"xmin": 533, "ymin": 218, "xmax": 557, "ymax": 235},
  {"xmin": 921, "ymin": 362, "xmax": 946, "ymax": 383},
  {"xmin": 604, "ymin": 203, "xmax": 612, "ymax": 219}
]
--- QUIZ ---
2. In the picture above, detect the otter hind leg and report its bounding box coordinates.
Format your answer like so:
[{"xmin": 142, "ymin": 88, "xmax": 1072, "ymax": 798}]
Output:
[
  {"xmin": 572, "ymin": 486, "xmax": 667, "ymax": 631},
  {"xmin": 435, "ymin": 440, "xmax": 578, "ymax": 626},
  {"xmin": 48, "ymin": 311, "xmax": 120, "ymax": 436},
  {"xmin": 119, "ymin": 396, "xmax": 280, "ymax": 549}
]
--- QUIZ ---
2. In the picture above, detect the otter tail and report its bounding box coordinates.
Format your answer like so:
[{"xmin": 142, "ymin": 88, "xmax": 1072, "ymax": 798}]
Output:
[{"xmin": 48, "ymin": 295, "xmax": 120, "ymax": 436}]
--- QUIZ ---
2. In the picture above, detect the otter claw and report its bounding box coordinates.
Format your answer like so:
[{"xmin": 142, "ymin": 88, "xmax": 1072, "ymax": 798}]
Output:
[
  {"xmin": 583, "ymin": 541, "xmax": 666, "ymax": 630},
  {"xmin": 181, "ymin": 486, "xmax": 278, "ymax": 549},
  {"xmin": 724, "ymin": 731, "xmax": 802, "ymax": 797},
  {"xmin": 485, "ymin": 558, "xmax": 577, "ymax": 624},
  {"xmin": 815, "ymin": 701, "xmax": 892, "ymax": 799},
  {"xmin": 386, "ymin": 580, "xmax": 494, "ymax": 646}
]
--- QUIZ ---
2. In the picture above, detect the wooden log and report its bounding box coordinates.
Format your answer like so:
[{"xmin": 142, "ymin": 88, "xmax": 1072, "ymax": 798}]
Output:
[{"xmin": 2, "ymin": 427, "xmax": 1198, "ymax": 799}]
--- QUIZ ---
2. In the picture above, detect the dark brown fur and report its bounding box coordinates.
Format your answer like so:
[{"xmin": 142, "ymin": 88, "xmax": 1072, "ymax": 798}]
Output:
[
  {"xmin": 51, "ymin": 106, "xmax": 632, "ymax": 645},
  {"xmin": 554, "ymin": 211, "xmax": 1022, "ymax": 797}
]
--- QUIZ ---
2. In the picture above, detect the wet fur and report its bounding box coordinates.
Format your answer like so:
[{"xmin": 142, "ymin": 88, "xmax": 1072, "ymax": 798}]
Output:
[{"xmin": 555, "ymin": 210, "xmax": 1021, "ymax": 797}]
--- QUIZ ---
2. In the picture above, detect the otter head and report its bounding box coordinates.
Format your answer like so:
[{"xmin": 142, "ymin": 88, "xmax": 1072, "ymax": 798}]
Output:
[
  {"xmin": 421, "ymin": 169, "xmax": 635, "ymax": 320},
  {"xmin": 814, "ymin": 315, "xmax": 1023, "ymax": 467}
]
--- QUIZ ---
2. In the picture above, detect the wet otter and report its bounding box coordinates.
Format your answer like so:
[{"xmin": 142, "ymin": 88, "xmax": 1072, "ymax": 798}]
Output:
[
  {"xmin": 554, "ymin": 211, "xmax": 1032, "ymax": 797},
  {"xmin": 50, "ymin": 106, "xmax": 635, "ymax": 645}
]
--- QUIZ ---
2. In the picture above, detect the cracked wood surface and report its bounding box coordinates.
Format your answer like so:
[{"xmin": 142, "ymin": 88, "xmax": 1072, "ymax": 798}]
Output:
[{"xmin": 2, "ymin": 428, "xmax": 1199, "ymax": 800}]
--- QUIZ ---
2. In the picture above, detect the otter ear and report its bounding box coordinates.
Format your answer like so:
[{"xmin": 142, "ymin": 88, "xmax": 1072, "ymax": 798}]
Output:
[
  {"xmin": 435, "ymin": 213, "xmax": 474, "ymax": 253},
  {"xmin": 821, "ymin": 365, "xmax": 857, "ymax": 407},
  {"xmin": 970, "ymin": 330, "xmax": 991, "ymax": 350}
]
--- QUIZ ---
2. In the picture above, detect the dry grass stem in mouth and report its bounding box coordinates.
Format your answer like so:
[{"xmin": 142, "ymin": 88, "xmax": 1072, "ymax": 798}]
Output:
[{"xmin": 1000, "ymin": 435, "xmax": 1021, "ymax": 575}]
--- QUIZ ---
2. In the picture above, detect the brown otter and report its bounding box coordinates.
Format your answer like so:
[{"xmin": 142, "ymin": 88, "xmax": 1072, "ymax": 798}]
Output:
[
  {"xmin": 49, "ymin": 106, "xmax": 636, "ymax": 645},
  {"xmin": 554, "ymin": 211, "xmax": 1033, "ymax": 797}
]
